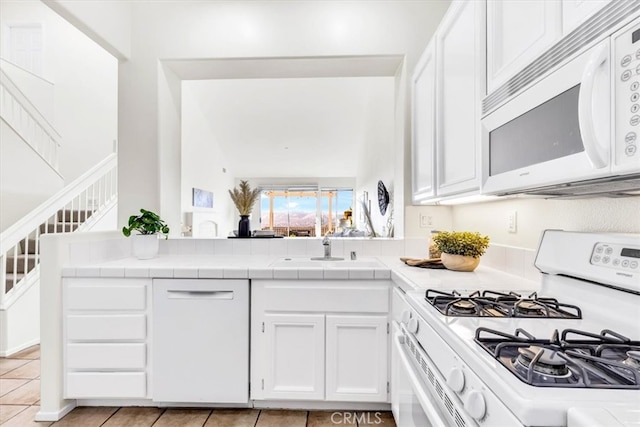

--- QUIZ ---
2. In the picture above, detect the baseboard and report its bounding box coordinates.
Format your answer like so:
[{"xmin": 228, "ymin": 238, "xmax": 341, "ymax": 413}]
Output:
[
  {"xmin": 76, "ymin": 399, "xmax": 251, "ymax": 408},
  {"xmin": 0, "ymin": 337, "xmax": 39, "ymax": 357},
  {"xmin": 35, "ymin": 401, "xmax": 76, "ymax": 422},
  {"xmin": 253, "ymin": 400, "xmax": 391, "ymax": 411}
]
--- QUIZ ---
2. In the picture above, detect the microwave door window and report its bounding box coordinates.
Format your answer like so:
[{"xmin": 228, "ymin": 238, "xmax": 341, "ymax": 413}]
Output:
[{"xmin": 489, "ymin": 84, "xmax": 584, "ymax": 176}]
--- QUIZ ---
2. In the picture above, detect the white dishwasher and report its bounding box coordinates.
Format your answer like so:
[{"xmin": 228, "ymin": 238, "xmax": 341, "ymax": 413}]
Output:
[{"xmin": 152, "ymin": 279, "xmax": 249, "ymax": 403}]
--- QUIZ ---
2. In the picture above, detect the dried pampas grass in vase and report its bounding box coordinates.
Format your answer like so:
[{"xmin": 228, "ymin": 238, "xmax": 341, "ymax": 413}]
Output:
[{"xmin": 229, "ymin": 180, "xmax": 260, "ymax": 237}]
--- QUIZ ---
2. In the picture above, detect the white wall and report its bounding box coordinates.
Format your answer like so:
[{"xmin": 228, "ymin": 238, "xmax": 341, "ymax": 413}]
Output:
[
  {"xmin": 114, "ymin": 0, "xmax": 450, "ymax": 233},
  {"xmin": 42, "ymin": 0, "xmax": 131, "ymax": 60},
  {"xmin": 449, "ymin": 197, "xmax": 640, "ymax": 250},
  {"xmin": 404, "ymin": 205, "xmax": 453, "ymax": 239},
  {"xmin": 0, "ymin": 0, "xmax": 118, "ymax": 184},
  {"xmin": 0, "ymin": 122, "xmax": 64, "ymax": 231},
  {"xmin": 355, "ymin": 77, "xmax": 395, "ymax": 236},
  {"xmin": 181, "ymin": 82, "xmax": 236, "ymax": 237}
]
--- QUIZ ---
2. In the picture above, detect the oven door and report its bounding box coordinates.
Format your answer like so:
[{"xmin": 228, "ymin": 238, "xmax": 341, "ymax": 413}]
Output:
[
  {"xmin": 481, "ymin": 39, "xmax": 611, "ymax": 195},
  {"xmin": 392, "ymin": 323, "xmax": 448, "ymax": 427}
]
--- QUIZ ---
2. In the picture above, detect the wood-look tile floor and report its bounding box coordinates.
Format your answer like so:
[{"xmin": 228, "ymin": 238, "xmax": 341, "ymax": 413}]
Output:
[{"xmin": 0, "ymin": 345, "xmax": 396, "ymax": 426}]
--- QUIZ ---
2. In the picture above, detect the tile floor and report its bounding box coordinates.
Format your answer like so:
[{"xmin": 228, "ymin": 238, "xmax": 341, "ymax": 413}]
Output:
[{"xmin": 0, "ymin": 345, "xmax": 396, "ymax": 426}]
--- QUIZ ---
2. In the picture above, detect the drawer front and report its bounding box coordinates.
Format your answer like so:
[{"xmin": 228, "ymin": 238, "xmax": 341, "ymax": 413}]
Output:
[
  {"xmin": 67, "ymin": 314, "xmax": 146, "ymax": 341},
  {"xmin": 65, "ymin": 279, "xmax": 147, "ymax": 311},
  {"xmin": 66, "ymin": 372, "xmax": 146, "ymax": 398},
  {"xmin": 259, "ymin": 281, "xmax": 389, "ymax": 313},
  {"xmin": 67, "ymin": 343, "xmax": 146, "ymax": 369}
]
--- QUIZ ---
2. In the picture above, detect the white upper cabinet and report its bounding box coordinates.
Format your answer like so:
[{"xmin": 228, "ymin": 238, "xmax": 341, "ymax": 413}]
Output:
[
  {"xmin": 487, "ymin": 0, "xmax": 562, "ymax": 93},
  {"xmin": 435, "ymin": 0, "xmax": 485, "ymax": 197},
  {"xmin": 562, "ymin": 0, "xmax": 613, "ymax": 36},
  {"xmin": 411, "ymin": 40, "xmax": 437, "ymax": 203}
]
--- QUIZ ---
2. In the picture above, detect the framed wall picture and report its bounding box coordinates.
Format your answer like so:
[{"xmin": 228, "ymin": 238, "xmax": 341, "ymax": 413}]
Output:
[{"xmin": 192, "ymin": 188, "xmax": 213, "ymax": 208}]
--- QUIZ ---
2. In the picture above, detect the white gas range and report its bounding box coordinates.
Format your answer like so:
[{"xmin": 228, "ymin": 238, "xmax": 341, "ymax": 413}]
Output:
[{"xmin": 391, "ymin": 230, "xmax": 640, "ymax": 427}]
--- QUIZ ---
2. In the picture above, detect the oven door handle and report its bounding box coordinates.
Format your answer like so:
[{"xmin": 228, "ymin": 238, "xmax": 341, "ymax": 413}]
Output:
[
  {"xmin": 394, "ymin": 333, "xmax": 448, "ymax": 427},
  {"xmin": 578, "ymin": 41, "xmax": 609, "ymax": 169}
]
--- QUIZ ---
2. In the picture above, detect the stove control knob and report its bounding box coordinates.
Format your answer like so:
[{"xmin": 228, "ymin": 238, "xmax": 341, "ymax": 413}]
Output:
[
  {"xmin": 447, "ymin": 368, "xmax": 465, "ymax": 393},
  {"xmin": 465, "ymin": 390, "xmax": 486, "ymax": 420},
  {"xmin": 407, "ymin": 318, "xmax": 419, "ymax": 334},
  {"xmin": 401, "ymin": 310, "xmax": 412, "ymax": 324}
]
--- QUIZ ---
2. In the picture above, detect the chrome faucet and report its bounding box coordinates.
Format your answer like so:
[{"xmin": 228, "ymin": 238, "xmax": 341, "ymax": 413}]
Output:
[{"xmin": 322, "ymin": 236, "xmax": 331, "ymax": 258}]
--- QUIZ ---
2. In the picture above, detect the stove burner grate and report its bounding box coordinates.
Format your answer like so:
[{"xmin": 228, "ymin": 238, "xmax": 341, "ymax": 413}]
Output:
[
  {"xmin": 425, "ymin": 289, "xmax": 582, "ymax": 318},
  {"xmin": 475, "ymin": 327, "xmax": 640, "ymax": 389}
]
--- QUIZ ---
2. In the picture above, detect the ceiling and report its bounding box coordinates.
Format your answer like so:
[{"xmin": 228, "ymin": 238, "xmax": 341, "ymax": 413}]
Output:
[{"xmin": 182, "ymin": 75, "xmax": 395, "ymax": 178}]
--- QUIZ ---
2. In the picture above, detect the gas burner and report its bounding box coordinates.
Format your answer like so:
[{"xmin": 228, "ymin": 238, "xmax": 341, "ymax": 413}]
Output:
[
  {"xmin": 425, "ymin": 289, "xmax": 581, "ymax": 318},
  {"xmin": 484, "ymin": 290, "xmax": 583, "ymax": 319},
  {"xmin": 448, "ymin": 300, "xmax": 478, "ymax": 315},
  {"xmin": 514, "ymin": 300, "xmax": 547, "ymax": 316},
  {"xmin": 515, "ymin": 346, "xmax": 571, "ymax": 378},
  {"xmin": 623, "ymin": 351, "xmax": 640, "ymax": 370},
  {"xmin": 475, "ymin": 327, "xmax": 640, "ymax": 389}
]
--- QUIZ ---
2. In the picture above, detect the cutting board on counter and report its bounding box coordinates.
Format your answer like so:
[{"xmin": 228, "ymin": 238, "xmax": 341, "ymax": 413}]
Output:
[{"xmin": 400, "ymin": 257, "xmax": 446, "ymax": 269}]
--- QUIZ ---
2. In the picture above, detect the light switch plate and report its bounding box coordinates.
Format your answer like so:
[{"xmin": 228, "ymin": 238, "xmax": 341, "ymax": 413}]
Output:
[{"xmin": 508, "ymin": 211, "xmax": 517, "ymax": 233}]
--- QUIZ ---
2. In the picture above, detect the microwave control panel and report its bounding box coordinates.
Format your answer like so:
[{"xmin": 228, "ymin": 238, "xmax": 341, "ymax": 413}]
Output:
[{"xmin": 614, "ymin": 17, "xmax": 640, "ymax": 170}]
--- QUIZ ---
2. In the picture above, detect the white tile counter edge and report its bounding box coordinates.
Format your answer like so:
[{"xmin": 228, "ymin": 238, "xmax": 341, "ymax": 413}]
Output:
[{"xmin": 61, "ymin": 255, "xmax": 539, "ymax": 291}]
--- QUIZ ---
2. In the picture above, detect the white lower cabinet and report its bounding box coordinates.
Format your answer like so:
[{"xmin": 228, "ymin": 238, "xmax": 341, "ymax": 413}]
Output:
[
  {"xmin": 66, "ymin": 372, "xmax": 146, "ymax": 398},
  {"xmin": 326, "ymin": 315, "xmax": 388, "ymax": 402},
  {"xmin": 252, "ymin": 280, "xmax": 390, "ymax": 403},
  {"xmin": 263, "ymin": 313, "xmax": 325, "ymax": 400},
  {"xmin": 62, "ymin": 278, "xmax": 150, "ymax": 399}
]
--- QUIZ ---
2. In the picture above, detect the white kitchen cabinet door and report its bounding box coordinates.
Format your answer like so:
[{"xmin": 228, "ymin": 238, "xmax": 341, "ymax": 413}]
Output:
[
  {"xmin": 325, "ymin": 315, "xmax": 388, "ymax": 402},
  {"xmin": 562, "ymin": 0, "xmax": 612, "ymax": 36},
  {"xmin": 412, "ymin": 40, "xmax": 437, "ymax": 203},
  {"xmin": 487, "ymin": 0, "xmax": 562, "ymax": 93},
  {"xmin": 436, "ymin": 0, "xmax": 485, "ymax": 196},
  {"xmin": 263, "ymin": 313, "xmax": 325, "ymax": 400}
]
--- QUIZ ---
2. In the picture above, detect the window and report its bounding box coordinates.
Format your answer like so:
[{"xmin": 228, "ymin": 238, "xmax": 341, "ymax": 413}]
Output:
[
  {"xmin": 259, "ymin": 186, "xmax": 354, "ymax": 237},
  {"xmin": 321, "ymin": 188, "xmax": 354, "ymax": 235}
]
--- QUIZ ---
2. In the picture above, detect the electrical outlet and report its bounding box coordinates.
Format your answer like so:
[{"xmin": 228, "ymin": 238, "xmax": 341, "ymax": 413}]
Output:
[
  {"xmin": 420, "ymin": 214, "xmax": 432, "ymax": 228},
  {"xmin": 507, "ymin": 211, "xmax": 517, "ymax": 233}
]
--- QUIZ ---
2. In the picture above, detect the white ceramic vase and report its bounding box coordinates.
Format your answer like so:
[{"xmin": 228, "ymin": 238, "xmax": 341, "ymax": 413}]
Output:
[
  {"xmin": 131, "ymin": 234, "xmax": 159, "ymax": 260},
  {"xmin": 440, "ymin": 253, "xmax": 480, "ymax": 272}
]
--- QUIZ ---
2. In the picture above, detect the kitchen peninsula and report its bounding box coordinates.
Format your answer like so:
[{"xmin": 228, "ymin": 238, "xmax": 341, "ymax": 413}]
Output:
[{"xmin": 37, "ymin": 232, "xmax": 538, "ymax": 422}]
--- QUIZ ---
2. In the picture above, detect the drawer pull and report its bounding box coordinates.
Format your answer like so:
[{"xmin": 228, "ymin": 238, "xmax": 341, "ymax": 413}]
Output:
[{"xmin": 167, "ymin": 290, "xmax": 233, "ymax": 300}]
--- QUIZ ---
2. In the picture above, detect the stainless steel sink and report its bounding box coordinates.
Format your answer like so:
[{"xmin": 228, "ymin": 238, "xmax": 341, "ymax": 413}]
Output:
[
  {"xmin": 270, "ymin": 257, "xmax": 384, "ymax": 268},
  {"xmin": 310, "ymin": 256, "xmax": 345, "ymax": 261}
]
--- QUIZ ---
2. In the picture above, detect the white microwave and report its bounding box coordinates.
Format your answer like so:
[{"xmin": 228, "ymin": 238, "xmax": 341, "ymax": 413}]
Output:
[{"xmin": 481, "ymin": 16, "xmax": 640, "ymax": 196}]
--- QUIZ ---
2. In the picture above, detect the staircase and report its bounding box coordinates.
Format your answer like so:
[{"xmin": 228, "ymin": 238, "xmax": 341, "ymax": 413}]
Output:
[
  {"xmin": 4, "ymin": 209, "xmax": 94, "ymax": 293},
  {"xmin": 0, "ymin": 57, "xmax": 118, "ymax": 356},
  {"xmin": 1, "ymin": 154, "xmax": 117, "ymax": 298},
  {"xmin": 0, "ymin": 154, "xmax": 117, "ymax": 356}
]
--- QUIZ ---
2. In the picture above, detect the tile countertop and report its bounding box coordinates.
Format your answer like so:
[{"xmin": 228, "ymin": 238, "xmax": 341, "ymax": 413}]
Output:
[{"xmin": 61, "ymin": 255, "xmax": 539, "ymax": 292}]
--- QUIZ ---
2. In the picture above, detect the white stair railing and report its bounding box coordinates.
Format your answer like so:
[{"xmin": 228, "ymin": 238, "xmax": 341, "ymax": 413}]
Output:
[
  {"xmin": 0, "ymin": 68, "xmax": 62, "ymax": 176},
  {"xmin": 0, "ymin": 154, "xmax": 117, "ymax": 303}
]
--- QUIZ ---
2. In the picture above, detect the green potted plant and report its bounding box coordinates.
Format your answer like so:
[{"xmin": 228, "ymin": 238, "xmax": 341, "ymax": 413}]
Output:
[
  {"xmin": 432, "ymin": 231, "xmax": 490, "ymax": 272},
  {"xmin": 229, "ymin": 180, "xmax": 260, "ymax": 237},
  {"xmin": 122, "ymin": 208, "xmax": 170, "ymax": 259}
]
